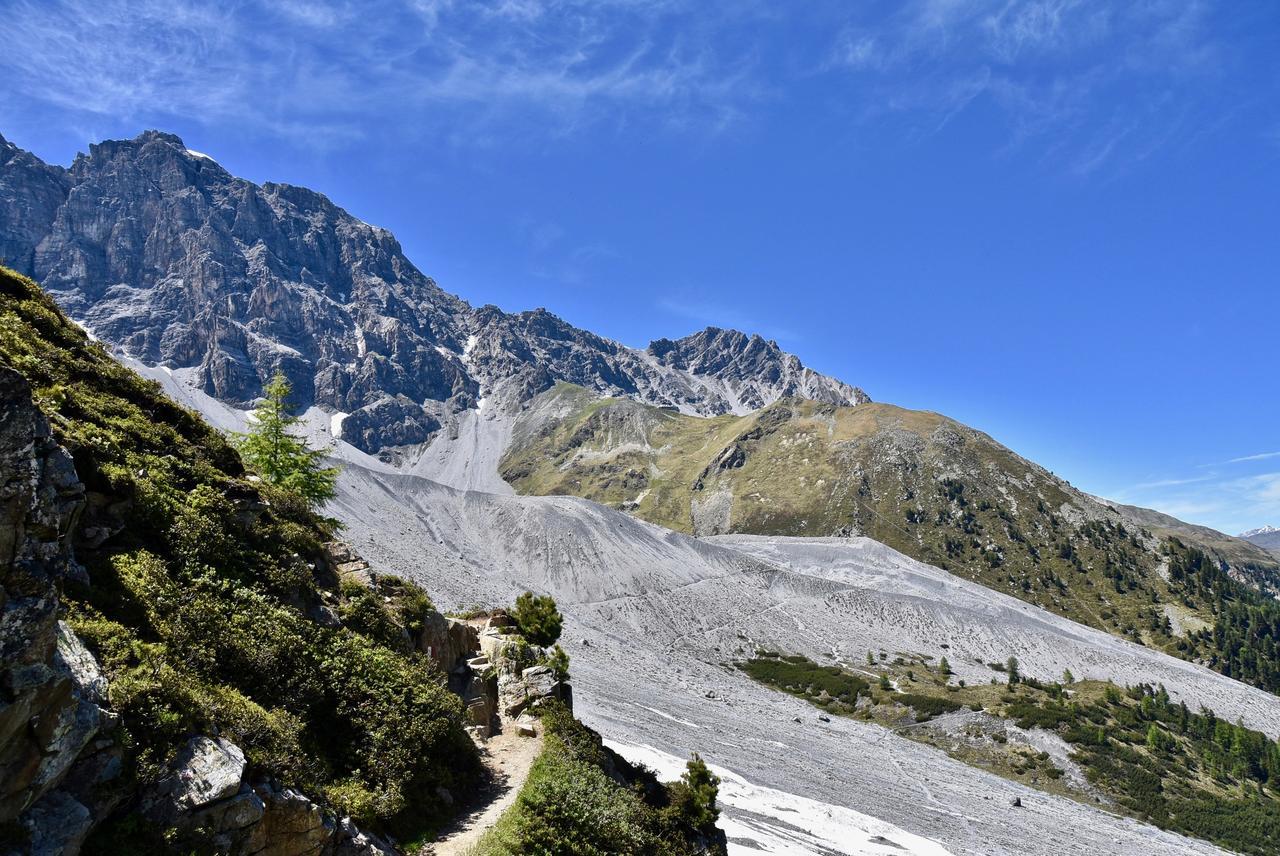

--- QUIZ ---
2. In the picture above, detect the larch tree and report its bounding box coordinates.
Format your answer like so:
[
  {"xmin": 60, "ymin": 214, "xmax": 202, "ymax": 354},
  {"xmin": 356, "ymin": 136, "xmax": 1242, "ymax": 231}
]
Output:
[{"xmin": 233, "ymin": 371, "xmax": 338, "ymax": 507}]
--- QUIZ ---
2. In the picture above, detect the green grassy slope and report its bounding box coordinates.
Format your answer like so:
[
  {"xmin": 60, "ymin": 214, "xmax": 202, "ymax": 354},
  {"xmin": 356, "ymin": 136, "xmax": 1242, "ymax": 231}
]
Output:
[
  {"xmin": 0, "ymin": 266, "xmax": 482, "ymax": 846},
  {"xmin": 501, "ymin": 385, "xmax": 1280, "ymax": 695}
]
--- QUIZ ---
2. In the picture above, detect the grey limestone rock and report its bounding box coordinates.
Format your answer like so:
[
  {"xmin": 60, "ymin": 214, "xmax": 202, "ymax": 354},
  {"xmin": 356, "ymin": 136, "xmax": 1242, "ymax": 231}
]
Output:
[{"xmin": 1, "ymin": 131, "xmax": 868, "ymax": 458}]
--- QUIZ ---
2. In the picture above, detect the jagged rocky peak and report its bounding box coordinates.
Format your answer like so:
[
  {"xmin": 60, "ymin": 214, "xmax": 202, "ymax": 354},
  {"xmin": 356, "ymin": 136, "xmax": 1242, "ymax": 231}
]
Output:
[
  {"xmin": 1, "ymin": 129, "xmax": 869, "ymax": 456},
  {"xmin": 648, "ymin": 326, "xmax": 871, "ymax": 412},
  {"xmin": 0, "ymin": 132, "xmax": 70, "ymax": 276}
]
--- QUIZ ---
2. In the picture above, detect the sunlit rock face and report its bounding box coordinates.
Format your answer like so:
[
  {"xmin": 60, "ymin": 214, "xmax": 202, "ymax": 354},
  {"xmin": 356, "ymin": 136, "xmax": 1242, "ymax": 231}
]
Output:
[{"xmin": 0, "ymin": 131, "xmax": 867, "ymax": 457}]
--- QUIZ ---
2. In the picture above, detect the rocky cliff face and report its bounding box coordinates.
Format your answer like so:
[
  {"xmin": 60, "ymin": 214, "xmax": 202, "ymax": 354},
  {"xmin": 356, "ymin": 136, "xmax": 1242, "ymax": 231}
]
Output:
[
  {"xmin": 0, "ymin": 365, "xmax": 122, "ymax": 854},
  {"xmin": 647, "ymin": 326, "xmax": 870, "ymax": 412},
  {"xmin": 0, "ymin": 130, "xmax": 868, "ymax": 456}
]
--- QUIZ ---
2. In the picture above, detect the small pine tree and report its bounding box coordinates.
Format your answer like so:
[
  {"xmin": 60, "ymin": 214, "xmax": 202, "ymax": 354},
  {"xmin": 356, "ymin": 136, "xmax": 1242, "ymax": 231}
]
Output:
[
  {"xmin": 233, "ymin": 372, "xmax": 338, "ymax": 506},
  {"xmin": 673, "ymin": 754, "xmax": 720, "ymax": 832},
  {"xmin": 1006, "ymin": 656, "xmax": 1020, "ymax": 687},
  {"xmin": 879, "ymin": 673, "xmax": 892, "ymax": 691},
  {"xmin": 512, "ymin": 591, "xmax": 563, "ymax": 647},
  {"xmin": 1062, "ymin": 668, "xmax": 1075, "ymax": 684},
  {"xmin": 867, "ymin": 650, "xmax": 875, "ymax": 666},
  {"xmin": 938, "ymin": 656, "xmax": 951, "ymax": 676},
  {"xmin": 1146, "ymin": 722, "xmax": 1175, "ymax": 752},
  {"xmin": 543, "ymin": 644, "xmax": 570, "ymax": 681}
]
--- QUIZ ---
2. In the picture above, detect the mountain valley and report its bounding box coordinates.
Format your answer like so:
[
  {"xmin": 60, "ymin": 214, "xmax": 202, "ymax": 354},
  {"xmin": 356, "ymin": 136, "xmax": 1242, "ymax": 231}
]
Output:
[{"xmin": 3, "ymin": 130, "xmax": 1280, "ymax": 855}]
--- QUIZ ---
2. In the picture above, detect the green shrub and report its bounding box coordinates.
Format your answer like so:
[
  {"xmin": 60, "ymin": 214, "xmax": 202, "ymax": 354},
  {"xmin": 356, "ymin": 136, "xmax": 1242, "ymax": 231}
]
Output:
[
  {"xmin": 475, "ymin": 702, "xmax": 724, "ymax": 856},
  {"xmin": 739, "ymin": 655, "xmax": 869, "ymax": 704},
  {"xmin": 513, "ymin": 591, "xmax": 564, "ymax": 647},
  {"xmin": 542, "ymin": 644, "xmax": 571, "ymax": 681},
  {"xmin": 896, "ymin": 693, "xmax": 962, "ymax": 721}
]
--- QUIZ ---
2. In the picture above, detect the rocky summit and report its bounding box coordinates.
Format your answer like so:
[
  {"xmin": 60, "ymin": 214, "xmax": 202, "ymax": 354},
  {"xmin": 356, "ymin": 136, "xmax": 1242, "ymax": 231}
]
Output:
[{"xmin": 0, "ymin": 131, "xmax": 866, "ymax": 456}]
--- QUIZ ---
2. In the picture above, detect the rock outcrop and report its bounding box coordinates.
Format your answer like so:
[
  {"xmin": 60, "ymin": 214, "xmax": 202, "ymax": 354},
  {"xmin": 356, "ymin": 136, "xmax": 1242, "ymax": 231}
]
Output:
[
  {"xmin": 141, "ymin": 735, "xmax": 397, "ymax": 856},
  {"xmin": 0, "ymin": 365, "xmax": 122, "ymax": 853},
  {"xmin": 0, "ymin": 131, "xmax": 867, "ymax": 458},
  {"xmin": 499, "ymin": 665, "xmax": 571, "ymax": 720}
]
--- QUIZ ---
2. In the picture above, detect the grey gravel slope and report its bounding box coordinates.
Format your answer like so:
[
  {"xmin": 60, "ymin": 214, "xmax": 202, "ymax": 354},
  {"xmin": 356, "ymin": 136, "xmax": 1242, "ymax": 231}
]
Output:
[{"xmin": 329, "ymin": 462, "xmax": 1277, "ymax": 855}]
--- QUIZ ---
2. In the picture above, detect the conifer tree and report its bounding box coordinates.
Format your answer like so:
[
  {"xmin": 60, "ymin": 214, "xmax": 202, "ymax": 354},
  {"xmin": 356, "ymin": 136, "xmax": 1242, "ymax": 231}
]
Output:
[
  {"xmin": 512, "ymin": 591, "xmax": 563, "ymax": 647},
  {"xmin": 677, "ymin": 754, "xmax": 720, "ymax": 831},
  {"xmin": 233, "ymin": 372, "xmax": 338, "ymax": 506}
]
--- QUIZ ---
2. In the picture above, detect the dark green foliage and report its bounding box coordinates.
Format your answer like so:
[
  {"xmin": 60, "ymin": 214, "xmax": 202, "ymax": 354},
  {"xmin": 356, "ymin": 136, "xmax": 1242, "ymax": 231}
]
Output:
[
  {"xmin": 1166, "ymin": 539, "xmax": 1280, "ymax": 695},
  {"xmin": 232, "ymin": 371, "xmax": 338, "ymax": 507},
  {"xmin": 512, "ymin": 591, "xmax": 564, "ymax": 647},
  {"xmin": 895, "ymin": 693, "xmax": 963, "ymax": 721},
  {"xmin": 1006, "ymin": 700, "xmax": 1074, "ymax": 731},
  {"xmin": 0, "ymin": 267, "xmax": 480, "ymax": 840},
  {"xmin": 739, "ymin": 654, "xmax": 869, "ymax": 707},
  {"xmin": 665, "ymin": 754, "xmax": 721, "ymax": 836},
  {"xmin": 1012, "ymin": 683, "xmax": 1280, "ymax": 854}
]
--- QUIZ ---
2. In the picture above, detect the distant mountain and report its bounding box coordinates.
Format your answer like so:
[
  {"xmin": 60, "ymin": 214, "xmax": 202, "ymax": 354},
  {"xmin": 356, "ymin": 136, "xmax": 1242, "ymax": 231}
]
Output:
[
  {"xmin": 0, "ymin": 130, "xmax": 867, "ymax": 456},
  {"xmin": 1241, "ymin": 525, "xmax": 1280, "ymax": 557}
]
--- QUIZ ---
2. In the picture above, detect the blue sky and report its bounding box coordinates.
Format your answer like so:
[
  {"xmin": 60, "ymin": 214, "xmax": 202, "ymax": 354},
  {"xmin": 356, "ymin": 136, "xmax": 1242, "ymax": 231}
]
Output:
[{"xmin": 2, "ymin": 0, "xmax": 1278, "ymax": 534}]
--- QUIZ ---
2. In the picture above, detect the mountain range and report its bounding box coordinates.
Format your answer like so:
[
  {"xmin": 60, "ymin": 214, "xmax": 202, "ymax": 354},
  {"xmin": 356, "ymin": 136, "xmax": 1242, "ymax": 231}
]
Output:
[
  {"xmin": 0, "ymin": 130, "xmax": 866, "ymax": 458},
  {"xmin": 4, "ymin": 130, "xmax": 1280, "ymax": 856}
]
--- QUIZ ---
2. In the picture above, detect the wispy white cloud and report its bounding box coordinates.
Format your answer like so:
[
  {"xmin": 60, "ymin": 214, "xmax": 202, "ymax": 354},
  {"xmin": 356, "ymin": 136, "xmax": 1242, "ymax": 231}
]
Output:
[
  {"xmin": 0, "ymin": 0, "xmax": 1260, "ymax": 169},
  {"xmin": 1128, "ymin": 474, "xmax": 1215, "ymax": 491},
  {"xmin": 0, "ymin": 0, "xmax": 762, "ymax": 148},
  {"xmin": 1228, "ymin": 451, "xmax": 1280, "ymax": 464},
  {"xmin": 1111, "ymin": 468, "xmax": 1280, "ymax": 535},
  {"xmin": 822, "ymin": 0, "xmax": 1231, "ymax": 176}
]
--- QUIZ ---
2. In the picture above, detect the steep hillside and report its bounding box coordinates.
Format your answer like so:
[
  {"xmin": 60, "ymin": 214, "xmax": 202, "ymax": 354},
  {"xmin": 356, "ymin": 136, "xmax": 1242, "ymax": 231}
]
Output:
[
  {"xmin": 0, "ymin": 130, "xmax": 866, "ymax": 457},
  {"xmin": 0, "ymin": 265, "xmax": 482, "ymax": 851},
  {"xmin": 1099, "ymin": 501, "xmax": 1280, "ymax": 594},
  {"xmin": 331, "ymin": 459, "xmax": 1280, "ymax": 854},
  {"xmin": 500, "ymin": 385, "xmax": 1280, "ymax": 693}
]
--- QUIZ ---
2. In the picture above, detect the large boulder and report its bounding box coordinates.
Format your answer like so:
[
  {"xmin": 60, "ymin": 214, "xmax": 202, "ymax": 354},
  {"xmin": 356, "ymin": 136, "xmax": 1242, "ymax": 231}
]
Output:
[
  {"xmin": 141, "ymin": 736, "xmax": 398, "ymax": 856},
  {"xmin": 154, "ymin": 736, "xmax": 248, "ymax": 813},
  {"xmin": 499, "ymin": 665, "xmax": 571, "ymax": 719},
  {"xmin": 247, "ymin": 786, "xmax": 333, "ymax": 856},
  {"xmin": 417, "ymin": 612, "xmax": 479, "ymax": 673},
  {"xmin": 21, "ymin": 790, "xmax": 92, "ymax": 856}
]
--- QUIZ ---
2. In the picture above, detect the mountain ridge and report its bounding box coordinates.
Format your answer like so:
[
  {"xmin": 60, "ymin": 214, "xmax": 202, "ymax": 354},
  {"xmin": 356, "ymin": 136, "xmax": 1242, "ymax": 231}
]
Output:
[
  {"xmin": 0, "ymin": 129, "xmax": 868, "ymax": 458},
  {"xmin": 497, "ymin": 385, "xmax": 1280, "ymax": 694},
  {"xmin": 1241, "ymin": 525, "xmax": 1280, "ymax": 559}
]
